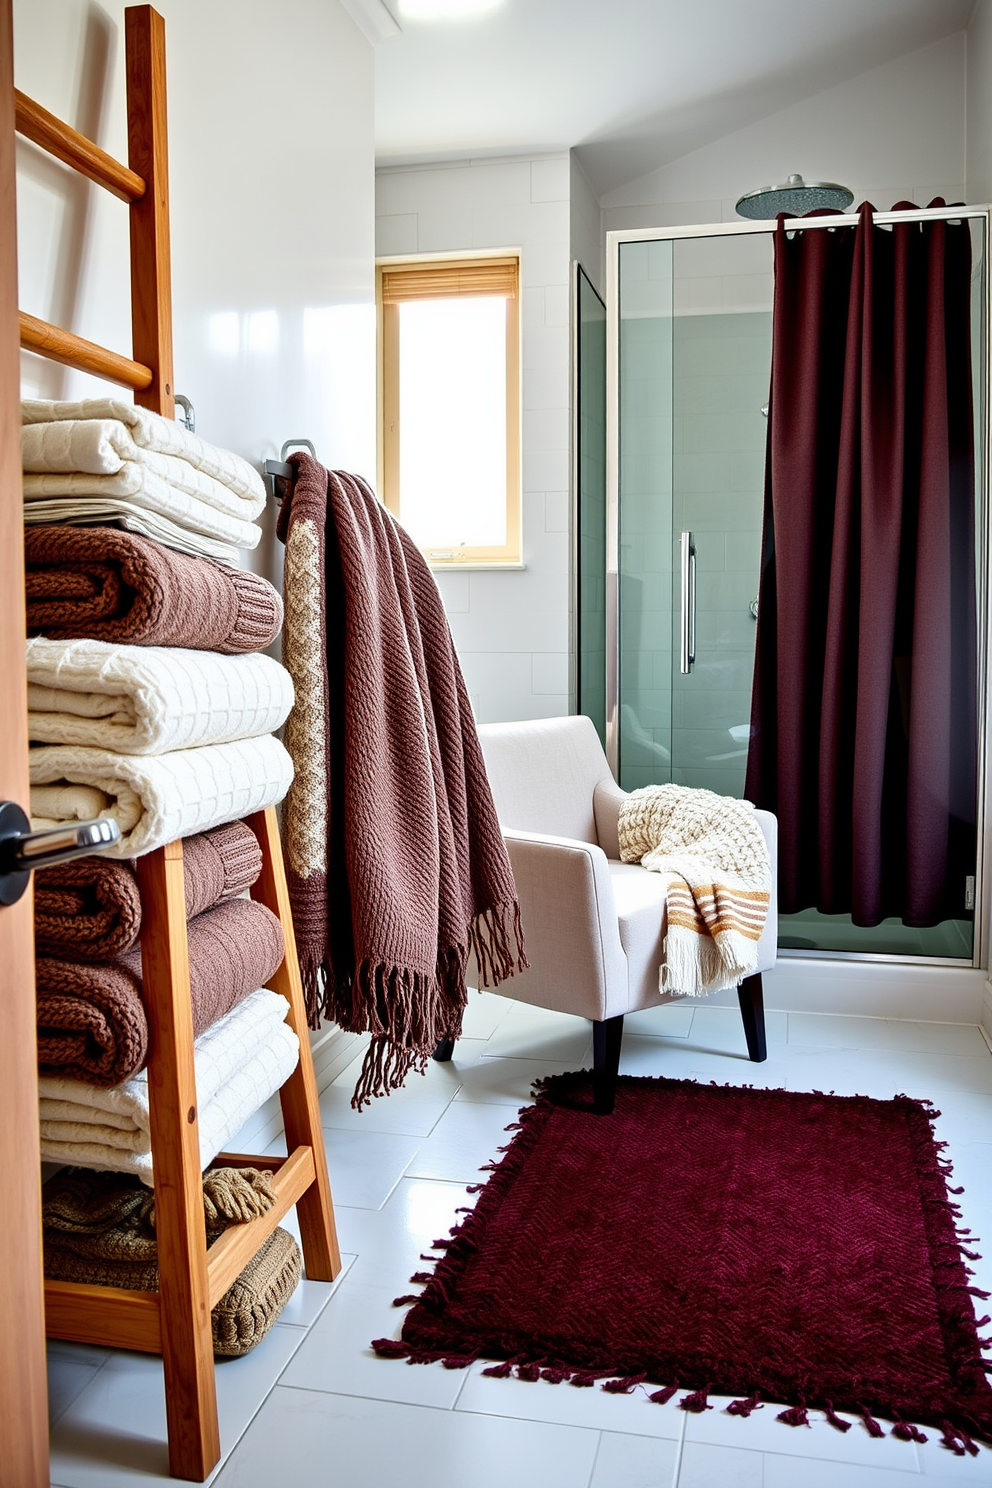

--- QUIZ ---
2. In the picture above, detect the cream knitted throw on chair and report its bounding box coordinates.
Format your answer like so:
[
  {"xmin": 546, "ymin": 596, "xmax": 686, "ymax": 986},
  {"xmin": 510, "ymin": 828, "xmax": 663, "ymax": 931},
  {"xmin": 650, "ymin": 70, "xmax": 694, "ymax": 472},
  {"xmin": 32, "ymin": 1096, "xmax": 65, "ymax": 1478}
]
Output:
[{"xmin": 618, "ymin": 784, "xmax": 771, "ymax": 996}]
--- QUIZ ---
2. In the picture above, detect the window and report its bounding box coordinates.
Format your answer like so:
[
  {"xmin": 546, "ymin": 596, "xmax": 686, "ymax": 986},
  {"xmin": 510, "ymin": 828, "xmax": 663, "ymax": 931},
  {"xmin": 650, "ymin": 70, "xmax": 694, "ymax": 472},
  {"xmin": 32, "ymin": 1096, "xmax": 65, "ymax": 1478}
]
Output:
[{"xmin": 378, "ymin": 256, "xmax": 521, "ymax": 565}]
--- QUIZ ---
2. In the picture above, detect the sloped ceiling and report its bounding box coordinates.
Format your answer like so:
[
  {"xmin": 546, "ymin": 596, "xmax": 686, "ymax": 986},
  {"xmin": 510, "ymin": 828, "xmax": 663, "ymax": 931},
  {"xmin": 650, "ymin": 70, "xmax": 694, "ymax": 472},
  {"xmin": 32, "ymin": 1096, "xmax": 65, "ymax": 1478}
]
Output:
[{"xmin": 370, "ymin": 0, "xmax": 972, "ymax": 196}]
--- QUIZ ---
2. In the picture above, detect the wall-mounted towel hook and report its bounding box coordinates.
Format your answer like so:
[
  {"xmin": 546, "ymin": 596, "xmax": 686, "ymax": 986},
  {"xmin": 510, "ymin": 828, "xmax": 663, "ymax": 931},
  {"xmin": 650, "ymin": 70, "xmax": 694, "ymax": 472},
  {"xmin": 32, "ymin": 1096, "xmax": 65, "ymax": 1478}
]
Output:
[
  {"xmin": 174, "ymin": 393, "xmax": 195, "ymax": 432},
  {"xmin": 263, "ymin": 439, "xmax": 316, "ymax": 484}
]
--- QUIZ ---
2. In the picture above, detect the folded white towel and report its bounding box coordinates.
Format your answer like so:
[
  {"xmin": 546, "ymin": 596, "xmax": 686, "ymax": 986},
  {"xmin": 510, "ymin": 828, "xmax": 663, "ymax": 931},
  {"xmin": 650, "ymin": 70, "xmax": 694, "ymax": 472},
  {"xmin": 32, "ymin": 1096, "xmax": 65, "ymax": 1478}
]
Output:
[
  {"xmin": 21, "ymin": 398, "xmax": 266, "ymax": 510},
  {"xmin": 38, "ymin": 988, "xmax": 298, "ymax": 1184},
  {"xmin": 29, "ymin": 733, "xmax": 294, "ymax": 857},
  {"xmin": 27, "ymin": 638, "xmax": 294, "ymax": 754},
  {"xmin": 23, "ymin": 472, "xmax": 261, "ymax": 553},
  {"xmin": 21, "ymin": 499, "xmax": 243, "ymax": 566}
]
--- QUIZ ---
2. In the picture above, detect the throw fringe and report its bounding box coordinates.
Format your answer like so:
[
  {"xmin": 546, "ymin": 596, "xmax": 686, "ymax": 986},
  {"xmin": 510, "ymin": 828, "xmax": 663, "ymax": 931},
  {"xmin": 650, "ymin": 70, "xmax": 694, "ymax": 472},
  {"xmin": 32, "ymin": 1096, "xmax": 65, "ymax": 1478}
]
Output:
[
  {"xmin": 860, "ymin": 1408, "xmax": 885, "ymax": 1438},
  {"xmin": 469, "ymin": 899, "xmax": 529, "ymax": 989},
  {"xmin": 892, "ymin": 1421, "xmax": 928, "ymax": 1443},
  {"xmin": 777, "ymin": 1402, "xmax": 811, "ymax": 1428},
  {"xmin": 823, "ymin": 1401, "xmax": 851, "ymax": 1432},
  {"xmin": 648, "ymin": 1383, "xmax": 680, "ymax": 1405},
  {"xmin": 679, "ymin": 1386, "xmax": 712, "ymax": 1413}
]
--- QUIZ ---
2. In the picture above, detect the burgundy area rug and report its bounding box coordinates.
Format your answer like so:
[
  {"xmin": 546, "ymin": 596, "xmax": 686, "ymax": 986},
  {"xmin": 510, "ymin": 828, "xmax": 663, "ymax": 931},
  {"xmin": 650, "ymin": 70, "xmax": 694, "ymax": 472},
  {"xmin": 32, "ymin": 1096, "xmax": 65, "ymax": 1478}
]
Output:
[{"xmin": 374, "ymin": 1073, "xmax": 992, "ymax": 1454}]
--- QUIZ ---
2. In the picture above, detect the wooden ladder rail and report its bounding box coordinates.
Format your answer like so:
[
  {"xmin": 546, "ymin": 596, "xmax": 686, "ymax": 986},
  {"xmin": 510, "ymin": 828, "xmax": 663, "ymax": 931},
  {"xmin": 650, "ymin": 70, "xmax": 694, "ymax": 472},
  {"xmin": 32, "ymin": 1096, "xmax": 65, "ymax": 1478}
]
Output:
[{"xmin": 15, "ymin": 9, "xmax": 340, "ymax": 1481}]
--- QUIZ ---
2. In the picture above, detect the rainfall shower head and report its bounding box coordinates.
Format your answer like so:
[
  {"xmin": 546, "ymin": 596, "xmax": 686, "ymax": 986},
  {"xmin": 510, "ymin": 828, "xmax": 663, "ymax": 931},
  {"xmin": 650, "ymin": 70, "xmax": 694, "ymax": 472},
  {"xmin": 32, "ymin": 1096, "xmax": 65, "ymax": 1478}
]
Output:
[{"xmin": 736, "ymin": 173, "xmax": 854, "ymax": 219}]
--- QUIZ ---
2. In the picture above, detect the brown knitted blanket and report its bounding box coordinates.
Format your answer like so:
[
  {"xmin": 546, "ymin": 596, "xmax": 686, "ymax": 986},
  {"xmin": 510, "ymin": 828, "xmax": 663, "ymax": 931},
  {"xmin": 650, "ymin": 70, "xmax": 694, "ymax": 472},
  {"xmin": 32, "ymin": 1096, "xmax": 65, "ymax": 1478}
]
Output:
[
  {"xmin": 37, "ymin": 895, "xmax": 285, "ymax": 1085},
  {"xmin": 277, "ymin": 457, "xmax": 526, "ymax": 1108},
  {"xmin": 34, "ymin": 818, "xmax": 263, "ymax": 961},
  {"xmin": 25, "ymin": 525, "xmax": 282, "ymax": 653},
  {"xmin": 41, "ymin": 1166, "xmax": 301, "ymax": 1356}
]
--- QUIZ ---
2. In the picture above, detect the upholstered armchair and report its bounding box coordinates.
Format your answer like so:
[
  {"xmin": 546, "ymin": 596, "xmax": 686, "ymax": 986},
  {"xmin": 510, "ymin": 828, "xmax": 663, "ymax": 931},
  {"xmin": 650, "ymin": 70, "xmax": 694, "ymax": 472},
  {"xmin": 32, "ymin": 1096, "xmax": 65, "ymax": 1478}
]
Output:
[{"xmin": 441, "ymin": 715, "xmax": 778, "ymax": 1114}]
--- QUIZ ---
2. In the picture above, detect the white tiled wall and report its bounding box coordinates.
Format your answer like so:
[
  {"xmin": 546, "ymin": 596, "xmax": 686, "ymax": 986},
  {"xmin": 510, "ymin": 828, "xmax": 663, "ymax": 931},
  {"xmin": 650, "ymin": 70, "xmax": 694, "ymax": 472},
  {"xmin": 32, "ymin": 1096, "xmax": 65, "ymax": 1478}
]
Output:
[
  {"xmin": 376, "ymin": 155, "xmax": 572, "ymax": 725},
  {"xmin": 15, "ymin": 0, "xmax": 378, "ymax": 595}
]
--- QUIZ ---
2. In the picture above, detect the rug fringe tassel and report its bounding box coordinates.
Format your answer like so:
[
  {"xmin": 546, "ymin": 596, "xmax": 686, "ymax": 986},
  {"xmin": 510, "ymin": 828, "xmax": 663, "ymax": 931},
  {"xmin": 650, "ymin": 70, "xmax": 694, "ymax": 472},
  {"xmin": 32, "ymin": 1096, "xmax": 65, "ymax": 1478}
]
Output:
[
  {"xmin": 648, "ymin": 1383, "xmax": 680, "ymax": 1405},
  {"xmin": 823, "ymin": 1401, "xmax": 851, "ymax": 1432},
  {"xmin": 371, "ymin": 1339, "xmax": 410, "ymax": 1359},
  {"xmin": 602, "ymin": 1372, "xmax": 647, "ymax": 1394},
  {"xmin": 777, "ymin": 1402, "xmax": 810, "ymax": 1428},
  {"xmin": 679, "ymin": 1385, "xmax": 713, "ymax": 1413},
  {"xmin": 892, "ymin": 1421, "xmax": 928, "ymax": 1443},
  {"xmin": 727, "ymin": 1391, "xmax": 763, "ymax": 1417},
  {"xmin": 941, "ymin": 1420, "xmax": 980, "ymax": 1456},
  {"xmin": 860, "ymin": 1408, "xmax": 885, "ymax": 1438}
]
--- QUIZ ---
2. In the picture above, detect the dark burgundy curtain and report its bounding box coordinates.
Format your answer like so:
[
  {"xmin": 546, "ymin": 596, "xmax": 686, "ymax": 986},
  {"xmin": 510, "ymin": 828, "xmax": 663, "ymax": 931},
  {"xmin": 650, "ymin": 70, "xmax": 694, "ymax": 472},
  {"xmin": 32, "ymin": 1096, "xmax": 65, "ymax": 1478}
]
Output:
[{"xmin": 745, "ymin": 201, "xmax": 976, "ymax": 927}]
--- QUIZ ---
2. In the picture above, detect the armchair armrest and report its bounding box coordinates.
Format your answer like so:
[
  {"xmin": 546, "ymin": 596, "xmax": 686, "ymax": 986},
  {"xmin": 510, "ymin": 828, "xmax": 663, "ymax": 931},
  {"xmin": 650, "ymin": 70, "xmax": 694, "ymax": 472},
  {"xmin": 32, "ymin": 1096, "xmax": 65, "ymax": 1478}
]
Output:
[{"xmin": 472, "ymin": 827, "xmax": 627, "ymax": 1022}]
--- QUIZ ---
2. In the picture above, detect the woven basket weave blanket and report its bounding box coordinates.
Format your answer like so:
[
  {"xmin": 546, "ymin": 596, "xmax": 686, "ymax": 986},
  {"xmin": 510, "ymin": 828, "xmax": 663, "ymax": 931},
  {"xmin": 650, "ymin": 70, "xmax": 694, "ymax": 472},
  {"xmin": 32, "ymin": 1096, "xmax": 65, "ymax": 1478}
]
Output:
[
  {"xmin": 29, "ymin": 733, "xmax": 294, "ymax": 857},
  {"xmin": 619, "ymin": 783, "xmax": 771, "ymax": 995}
]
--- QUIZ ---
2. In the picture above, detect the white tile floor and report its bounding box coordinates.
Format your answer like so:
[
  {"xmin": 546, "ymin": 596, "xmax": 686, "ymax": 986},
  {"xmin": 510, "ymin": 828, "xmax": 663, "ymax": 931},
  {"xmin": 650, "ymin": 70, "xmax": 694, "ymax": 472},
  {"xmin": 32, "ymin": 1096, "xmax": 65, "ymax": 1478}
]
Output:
[{"xmin": 46, "ymin": 991, "xmax": 992, "ymax": 1487}]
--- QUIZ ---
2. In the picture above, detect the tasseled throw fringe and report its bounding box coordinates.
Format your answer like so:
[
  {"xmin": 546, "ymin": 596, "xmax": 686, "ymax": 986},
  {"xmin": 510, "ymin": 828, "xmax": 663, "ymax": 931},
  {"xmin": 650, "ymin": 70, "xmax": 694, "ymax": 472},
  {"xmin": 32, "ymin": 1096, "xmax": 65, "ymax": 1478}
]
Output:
[{"xmin": 469, "ymin": 899, "xmax": 529, "ymax": 990}]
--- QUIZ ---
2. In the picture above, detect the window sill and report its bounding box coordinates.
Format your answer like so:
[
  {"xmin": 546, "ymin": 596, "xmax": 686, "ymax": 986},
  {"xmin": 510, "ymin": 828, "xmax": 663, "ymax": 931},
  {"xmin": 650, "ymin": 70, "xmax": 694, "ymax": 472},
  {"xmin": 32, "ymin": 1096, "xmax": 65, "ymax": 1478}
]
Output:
[{"xmin": 428, "ymin": 561, "xmax": 527, "ymax": 572}]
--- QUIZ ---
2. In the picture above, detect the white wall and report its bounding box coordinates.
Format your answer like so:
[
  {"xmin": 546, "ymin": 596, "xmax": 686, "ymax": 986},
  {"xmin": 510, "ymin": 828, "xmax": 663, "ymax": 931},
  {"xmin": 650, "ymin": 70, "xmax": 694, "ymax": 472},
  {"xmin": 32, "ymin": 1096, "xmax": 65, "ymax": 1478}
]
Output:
[
  {"xmin": 569, "ymin": 151, "xmax": 602, "ymax": 296},
  {"xmin": 600, "ymin": 31, "xmax": 967, "ymax": 235},
  {"xmin": 376, "ymin": 154, "xmax": 571, "ymax": 724},
  {"xmin": 967, "ymin": 0, "xmax": 992, "ymax": 204},
  {"xmin": 14, "ymin": 0, "xmax": 377, "ymax": 589}
]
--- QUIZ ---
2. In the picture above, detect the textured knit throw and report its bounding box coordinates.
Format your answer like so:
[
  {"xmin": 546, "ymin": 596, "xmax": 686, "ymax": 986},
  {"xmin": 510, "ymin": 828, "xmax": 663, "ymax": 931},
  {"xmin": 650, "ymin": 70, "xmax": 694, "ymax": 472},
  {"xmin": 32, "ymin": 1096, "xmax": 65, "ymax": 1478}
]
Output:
[
  {"xmin": 41, "ymin": 1166, "xmax": 301, "ymax": 1357},
  {"xmin": 618, "ymin": 784, "xmax": 771, "ymax": 995},
  {"xmin": 34, "ymin": 818, "xmax": 263, "ymax": 961},
  {"xmin": 276, "ymin": 457, "xmax": 526, "ymax": 1107},
  {"xmin": 25, "ymin": 525, "xmax": 282, "ymax": 654}
]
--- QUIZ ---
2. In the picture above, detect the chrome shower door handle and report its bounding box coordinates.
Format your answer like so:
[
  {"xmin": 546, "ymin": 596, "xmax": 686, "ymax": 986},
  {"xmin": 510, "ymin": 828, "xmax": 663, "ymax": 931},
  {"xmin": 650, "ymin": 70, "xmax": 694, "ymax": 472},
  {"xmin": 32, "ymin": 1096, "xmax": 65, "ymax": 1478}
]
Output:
[{"xmin": 680, "ymin": 530, "xmax": 696, "ymax": 674}]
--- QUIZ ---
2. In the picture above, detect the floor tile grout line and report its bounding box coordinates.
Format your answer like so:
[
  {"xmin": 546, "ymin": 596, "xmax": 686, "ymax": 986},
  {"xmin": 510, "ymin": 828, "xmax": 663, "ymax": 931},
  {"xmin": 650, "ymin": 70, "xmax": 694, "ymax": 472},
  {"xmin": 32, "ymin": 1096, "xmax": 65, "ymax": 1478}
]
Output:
[
  {"xmin": 584, "ymin": 1428, "xmax": 605, "ymax": 1488},
  {"xmin": 670, "ymin": 1404, "xmax": 688, "ymax": 1486}
]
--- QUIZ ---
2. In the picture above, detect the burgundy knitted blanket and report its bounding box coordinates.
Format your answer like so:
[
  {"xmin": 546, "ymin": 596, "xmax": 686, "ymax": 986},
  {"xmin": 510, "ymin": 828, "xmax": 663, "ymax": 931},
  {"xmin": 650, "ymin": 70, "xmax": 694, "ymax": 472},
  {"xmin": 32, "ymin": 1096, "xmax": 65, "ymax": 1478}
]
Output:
[
  {"xmin": 34, "ymin": 819, "xmax": 263, "ymax": 962},
  {"xmin": 276, "ymin": 457, "xmax": 526, "ymax": 1107},
  {"xmin": 36, "ymin": 895, "xmax": 284, "ymax": 1085},
  {"xmin": 375, "ymin": 1073, "xmax": 992, "ymax": 1456},
  {"xmin": 25, "ymin": 525, "xmax": 282, "ymax": 653}
]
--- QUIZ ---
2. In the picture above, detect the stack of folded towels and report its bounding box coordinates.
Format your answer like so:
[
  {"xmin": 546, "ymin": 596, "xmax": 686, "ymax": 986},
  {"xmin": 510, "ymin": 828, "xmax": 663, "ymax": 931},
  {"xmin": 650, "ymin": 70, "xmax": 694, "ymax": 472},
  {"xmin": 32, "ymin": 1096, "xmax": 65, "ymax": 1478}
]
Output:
[{"xmin": 23, "ymin": 397, "xmax": 300, "ymax": 1185}]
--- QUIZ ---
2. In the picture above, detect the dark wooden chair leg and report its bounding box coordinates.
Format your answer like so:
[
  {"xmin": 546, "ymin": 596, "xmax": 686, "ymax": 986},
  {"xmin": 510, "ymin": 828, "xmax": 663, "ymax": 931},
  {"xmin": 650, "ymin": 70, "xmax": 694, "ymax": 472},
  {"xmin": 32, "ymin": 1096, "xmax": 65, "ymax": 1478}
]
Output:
[
  {"xmin": 737, "ymin": 973, "xmax": 767, "ymax": 1062},
  {"xmin": 433, "ymin": 1037, "xmax": 455, "ymax": 1062},
  {"xmin": 592, "ymin": 1014, "xmax": 624, "ymax": 1114}
]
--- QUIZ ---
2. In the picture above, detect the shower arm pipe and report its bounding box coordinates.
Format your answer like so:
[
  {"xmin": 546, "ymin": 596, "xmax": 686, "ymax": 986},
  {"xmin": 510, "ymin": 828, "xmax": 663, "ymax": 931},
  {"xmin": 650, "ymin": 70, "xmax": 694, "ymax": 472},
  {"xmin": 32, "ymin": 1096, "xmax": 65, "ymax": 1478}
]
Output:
[{"xmin": 604, "ymin": 206, "xmax": 992, "ymax": 975}]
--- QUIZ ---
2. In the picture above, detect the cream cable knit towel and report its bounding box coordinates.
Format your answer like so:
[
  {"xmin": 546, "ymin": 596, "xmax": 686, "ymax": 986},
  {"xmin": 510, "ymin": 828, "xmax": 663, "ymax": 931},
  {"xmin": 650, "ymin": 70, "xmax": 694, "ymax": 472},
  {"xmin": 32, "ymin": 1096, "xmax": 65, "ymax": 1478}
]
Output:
[
  {"xmin": 38, "ymin": 989, "xmax": 299, "ymax": 1184},
  {"xmin": 27, "ymin": 637, "xmax": 294, "ymax": 754},
  {"xmin": 21, "ymin": 398, "xmax": 266, "ymax": 510},
  {"xmin": 29, "ymin": 733, "xmax": 294, "ymax": 857},
  {"xmin": 21, "ymin": 498, "xmax": 243, "ymax": 566},
  {"xmin": 618, "ymin": 783, "xmax": 771, "ymax": 996}
]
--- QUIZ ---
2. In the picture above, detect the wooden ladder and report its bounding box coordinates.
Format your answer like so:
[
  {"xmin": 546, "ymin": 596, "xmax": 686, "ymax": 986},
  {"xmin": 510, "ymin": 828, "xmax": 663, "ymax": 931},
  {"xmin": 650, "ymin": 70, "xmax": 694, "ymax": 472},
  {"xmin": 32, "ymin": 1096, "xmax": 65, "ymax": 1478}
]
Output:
[{"xmin": 14, "ymin": 8, "xmax": 340, "ymax": 1480}]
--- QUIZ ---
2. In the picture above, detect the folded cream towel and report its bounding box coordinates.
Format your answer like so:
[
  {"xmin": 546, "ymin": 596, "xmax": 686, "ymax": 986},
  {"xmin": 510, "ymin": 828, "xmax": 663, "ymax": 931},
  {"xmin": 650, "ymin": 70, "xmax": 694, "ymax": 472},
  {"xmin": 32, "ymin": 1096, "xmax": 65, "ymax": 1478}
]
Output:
[
  {"xmin": 21, "ymin": 398, "xmax": 266, "ymax": 510},
  {"xmin": 27, "ymin": 637, "xmax": 294, "ymax": 754},
  {"xmin": 23, "ymin": 475, "xmax": 260, "ymax": 552},
  {"xmin": 38, "ymin": 988, "xmax": 298, "ymax": 1183},
  {"xmin": 29, "ymin": 734, "xmax": 294, "ymax": 857},
  {"xmin": 21, "ymin": 499, "xmax": 243, "ymax": 566}
]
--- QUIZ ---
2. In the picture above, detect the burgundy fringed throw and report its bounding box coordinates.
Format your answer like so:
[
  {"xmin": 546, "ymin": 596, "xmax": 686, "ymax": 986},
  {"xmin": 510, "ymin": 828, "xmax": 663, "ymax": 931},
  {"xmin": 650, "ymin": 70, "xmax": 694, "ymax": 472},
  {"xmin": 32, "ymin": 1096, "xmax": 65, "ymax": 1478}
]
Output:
[
  {"xmin": 374, "ymin": 1074, "xmax": 992, "ymax": 1449},
  {"xmin": 276, "ymin": 457, "xmax": 526, "ymax": 1107}
]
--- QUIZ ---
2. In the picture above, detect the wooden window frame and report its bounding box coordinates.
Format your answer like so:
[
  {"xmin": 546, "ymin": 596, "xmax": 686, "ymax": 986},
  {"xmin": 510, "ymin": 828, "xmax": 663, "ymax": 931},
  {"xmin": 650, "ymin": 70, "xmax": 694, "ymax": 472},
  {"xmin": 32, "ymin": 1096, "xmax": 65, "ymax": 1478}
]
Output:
[{"xmin": 377, "ymin": 254, "xmax": 522, "ymax": 567}]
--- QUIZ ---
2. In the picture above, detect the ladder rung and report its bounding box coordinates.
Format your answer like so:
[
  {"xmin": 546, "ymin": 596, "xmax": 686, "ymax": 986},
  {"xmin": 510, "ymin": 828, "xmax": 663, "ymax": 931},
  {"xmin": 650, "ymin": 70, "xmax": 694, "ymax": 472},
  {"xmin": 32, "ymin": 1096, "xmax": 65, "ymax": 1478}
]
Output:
[
  {"xmin": 19, "ymin": 310, "xmax": 153, "ymax": 390},
  {"xmin": 15, "ymin": 89, "xmax": 145, "ymax": 203},
  {"xmin": 44, "ymin": 1280, "xmax": 162, "ymax": 1353}
]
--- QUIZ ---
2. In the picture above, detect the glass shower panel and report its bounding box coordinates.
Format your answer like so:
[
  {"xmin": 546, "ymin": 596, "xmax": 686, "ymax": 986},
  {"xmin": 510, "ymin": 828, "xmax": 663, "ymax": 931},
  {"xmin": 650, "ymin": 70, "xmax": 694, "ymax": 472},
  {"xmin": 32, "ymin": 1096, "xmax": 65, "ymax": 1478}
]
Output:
[
  {"xmin": 575, "ymin": 265, "xmax": 607, "ymax": 744},
  {"xmin": 670, "ymin": 234, "xmax": 772, "ymax": 798},
  {"xmin": 617, "ymin": 239, "xmax": 675, "ymax": 789}
]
